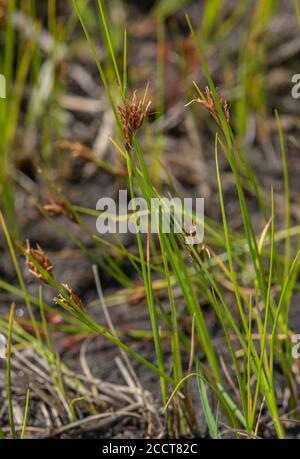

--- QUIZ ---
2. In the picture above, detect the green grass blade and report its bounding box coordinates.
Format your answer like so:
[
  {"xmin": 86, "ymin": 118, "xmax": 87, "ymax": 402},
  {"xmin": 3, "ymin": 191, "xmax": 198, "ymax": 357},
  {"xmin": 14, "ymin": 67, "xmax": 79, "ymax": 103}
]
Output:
[
  {"xmin": 7, "ymin": 303, "xmax": 17, "ymax": 439},
  {"xmin": 196, "ymin": 363, "xmax": 219, "ymax": 439},
  {"xmin": 20, "ymin": 388, "xmax": 30, "ymax": 439}
]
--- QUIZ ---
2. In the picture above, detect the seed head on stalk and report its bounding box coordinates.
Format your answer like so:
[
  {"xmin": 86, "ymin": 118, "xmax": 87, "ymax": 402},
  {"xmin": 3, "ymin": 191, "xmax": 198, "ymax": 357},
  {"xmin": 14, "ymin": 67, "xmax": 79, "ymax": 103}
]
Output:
[
  {"xmin": 43, "ymin": 198, "xmax": 78, "ymax": 223},
  {"xmin": 118, "ymin": 90, "xmax": 151, "ymax": 150},
  {"xmin": 54, "ymin": 283, "xmax": 85, "ymax": 311},
  {"xmin": 186, "ymin": 85, "xmax": 230, "ymax": 125},
  {"xmin": 24, "ymin": 240, "xmax": 53, "ymax": 284}
]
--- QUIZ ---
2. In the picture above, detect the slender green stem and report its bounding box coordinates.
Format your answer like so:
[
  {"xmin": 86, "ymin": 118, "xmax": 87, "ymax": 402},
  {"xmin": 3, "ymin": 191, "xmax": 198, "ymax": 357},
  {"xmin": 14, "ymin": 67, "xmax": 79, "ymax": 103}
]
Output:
[{"xmin": 7, "ymin": 303, "xmax": 16, "ymax": 439}]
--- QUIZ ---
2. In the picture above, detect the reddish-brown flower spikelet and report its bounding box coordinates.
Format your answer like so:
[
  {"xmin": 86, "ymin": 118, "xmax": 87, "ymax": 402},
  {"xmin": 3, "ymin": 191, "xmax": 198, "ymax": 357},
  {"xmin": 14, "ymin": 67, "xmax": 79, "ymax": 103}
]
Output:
[
  {"xmin": 118, "ymin": 91, "xmax": 151, "ymax": 150},
  {"xmin": 54, "ymin": 283, "xmax": 84, "ymax": 311},
  {"xmin": 199, "ymin": 86, "xmax": 230, "ymax": 124},
  {"xmin": 43, "ymin": 199, "xmax": 78, "ymax": 223},
  {"xmin": 188, "ymin": 86, "xmax": 230, "ymax": 125},
  {"xmin": 25, "ymin": 241, "xmax": 53, "ymax": 284},
  {"xmin": 182, "ymin": 223, "xmax": 211, "ymax": 265}
]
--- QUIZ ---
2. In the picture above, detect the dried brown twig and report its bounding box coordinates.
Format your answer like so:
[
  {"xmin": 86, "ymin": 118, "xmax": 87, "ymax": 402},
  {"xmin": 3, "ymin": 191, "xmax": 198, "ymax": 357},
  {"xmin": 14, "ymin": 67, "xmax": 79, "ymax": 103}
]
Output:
[{"xmin": 0, "ymin": 335, "xmax": 156, "ymax": 438}]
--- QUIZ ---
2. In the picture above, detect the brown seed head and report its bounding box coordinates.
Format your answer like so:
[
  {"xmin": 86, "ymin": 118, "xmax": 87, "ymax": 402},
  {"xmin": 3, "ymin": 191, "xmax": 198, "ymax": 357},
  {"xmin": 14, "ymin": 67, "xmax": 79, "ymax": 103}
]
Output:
[
  {"xmin": 56, "ymin": 141, "xmax": 94, "ymax": 162},
  {"xmin": 43, "ymin": 198, "xmax": 78, "ymax": 223},
  {"xmin": 190, "ymin": 86, "xmax": 230, "ymax": 125},
  {"xmin": 25, "ymin": 241, "xmax": 53, "ymax": 284},
  {"xmin": 182, "ymin": 222, "xmax": 210, "ymax": 264},
  {"xmin": 202, "ymin": 86, "xmax": 230, "ymax": 124},
  {"xmin": 118, "ymin": 91, "xmax": 151, "ymax": 150},
  {"xmin": 54, "ymin": 283, "xmax": 84, "ymax": 311}
]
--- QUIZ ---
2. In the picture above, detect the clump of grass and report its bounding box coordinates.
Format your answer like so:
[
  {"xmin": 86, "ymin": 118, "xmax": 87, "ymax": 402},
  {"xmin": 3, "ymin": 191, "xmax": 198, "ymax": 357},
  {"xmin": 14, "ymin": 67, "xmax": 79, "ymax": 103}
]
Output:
[{"xmin": 69, "ymin": 0, "xmax": 298, "ymax": 438}]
